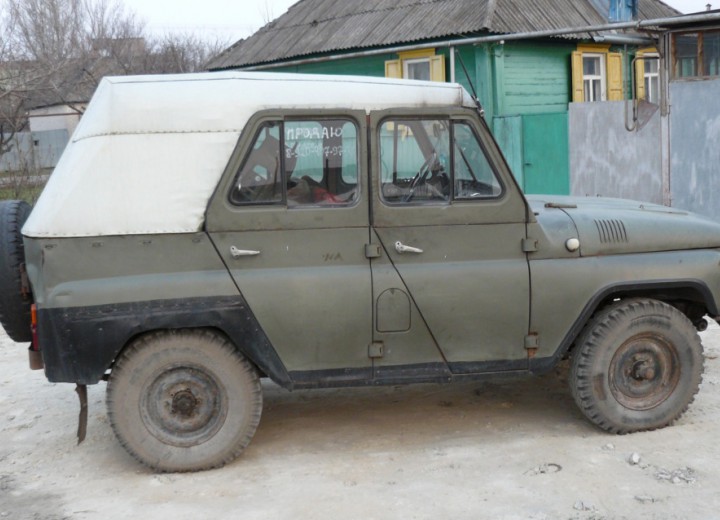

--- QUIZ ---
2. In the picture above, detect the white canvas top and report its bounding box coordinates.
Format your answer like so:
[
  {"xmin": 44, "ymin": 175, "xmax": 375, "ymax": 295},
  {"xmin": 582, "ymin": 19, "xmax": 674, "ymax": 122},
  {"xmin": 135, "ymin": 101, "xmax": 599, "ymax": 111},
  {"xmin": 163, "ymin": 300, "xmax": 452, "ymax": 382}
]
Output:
[{"xmin": 23, "ymin": 71, "xmax": 474, "ymax": 238}]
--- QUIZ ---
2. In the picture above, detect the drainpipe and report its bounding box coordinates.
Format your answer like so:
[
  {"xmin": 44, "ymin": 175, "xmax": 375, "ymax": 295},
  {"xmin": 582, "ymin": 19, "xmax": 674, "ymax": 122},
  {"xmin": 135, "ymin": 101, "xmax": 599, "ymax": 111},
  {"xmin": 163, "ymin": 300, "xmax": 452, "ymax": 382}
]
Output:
[
  {"xmin": 660, "ymin": 33, "xmax": 672, "ymax": 207},
  {"xmin": 450, "ymin": 46, "xmax": 456, "ymax": 83}
]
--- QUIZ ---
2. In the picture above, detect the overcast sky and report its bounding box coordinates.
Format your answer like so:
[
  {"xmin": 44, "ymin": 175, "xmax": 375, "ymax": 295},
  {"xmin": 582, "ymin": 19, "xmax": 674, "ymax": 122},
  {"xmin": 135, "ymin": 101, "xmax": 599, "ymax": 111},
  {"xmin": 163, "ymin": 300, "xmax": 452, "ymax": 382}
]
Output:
[{"xmin": 122, "ymin": 0, "xmax": 714, "ymax": 42}]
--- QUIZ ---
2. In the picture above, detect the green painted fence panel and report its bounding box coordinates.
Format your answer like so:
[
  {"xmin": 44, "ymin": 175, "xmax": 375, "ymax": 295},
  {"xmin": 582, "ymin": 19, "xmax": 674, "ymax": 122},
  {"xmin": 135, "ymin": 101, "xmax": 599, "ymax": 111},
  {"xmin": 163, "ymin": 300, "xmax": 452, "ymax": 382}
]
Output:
[
  {"xmin": 492, "ymin": 116, "xmax": 524, "ymax": 189},
  {"xmin": 522, "ymin": 112, "xmax": 569, "ymax": 195}
]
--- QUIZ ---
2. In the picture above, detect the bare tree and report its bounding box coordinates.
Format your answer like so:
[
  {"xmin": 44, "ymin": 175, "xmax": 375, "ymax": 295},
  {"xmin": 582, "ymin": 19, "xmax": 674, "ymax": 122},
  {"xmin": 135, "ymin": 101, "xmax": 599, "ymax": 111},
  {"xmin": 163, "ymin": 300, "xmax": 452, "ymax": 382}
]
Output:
[{"xmin": 0, "ymin": 0, "xmax": 228, "ymax": 200}]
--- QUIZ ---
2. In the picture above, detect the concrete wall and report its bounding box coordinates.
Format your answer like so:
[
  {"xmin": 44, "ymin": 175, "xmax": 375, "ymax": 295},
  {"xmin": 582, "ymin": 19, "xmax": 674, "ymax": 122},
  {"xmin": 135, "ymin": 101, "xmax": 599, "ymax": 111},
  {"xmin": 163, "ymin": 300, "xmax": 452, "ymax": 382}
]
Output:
[
  {"xmin": 0, "ymin": 129, "xmax": 69, "ymax": 172},
  {"xmin": 27, "ymin": 105, "xmax": 84, "ymax": 135},
  {"xmin": 569, "ymin": 101, "xmax": 662, "ymax": 204},
  {"xmin": 669, "ymin": 79, "xmax": 720, "ymax": 222}
]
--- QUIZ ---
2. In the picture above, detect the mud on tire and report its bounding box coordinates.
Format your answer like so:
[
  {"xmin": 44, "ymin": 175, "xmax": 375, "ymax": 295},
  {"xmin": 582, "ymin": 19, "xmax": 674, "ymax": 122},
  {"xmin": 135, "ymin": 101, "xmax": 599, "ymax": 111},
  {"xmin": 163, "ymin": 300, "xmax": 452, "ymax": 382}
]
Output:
[
  {"xmin": 0, "ymin": 200, "xmax": 33, "ymax": 342},
  {"xmin": 570, "ymin": 298, "xmax": 704, "ymax": 434}
]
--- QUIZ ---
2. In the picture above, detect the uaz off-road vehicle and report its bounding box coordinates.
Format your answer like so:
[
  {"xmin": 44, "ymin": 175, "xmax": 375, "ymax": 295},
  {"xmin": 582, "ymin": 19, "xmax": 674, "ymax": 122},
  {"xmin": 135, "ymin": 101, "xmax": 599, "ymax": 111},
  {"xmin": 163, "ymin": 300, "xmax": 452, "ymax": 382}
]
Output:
[{"xmin": 1, "ymin": 72, "xmax": 719, "ymax": 472}]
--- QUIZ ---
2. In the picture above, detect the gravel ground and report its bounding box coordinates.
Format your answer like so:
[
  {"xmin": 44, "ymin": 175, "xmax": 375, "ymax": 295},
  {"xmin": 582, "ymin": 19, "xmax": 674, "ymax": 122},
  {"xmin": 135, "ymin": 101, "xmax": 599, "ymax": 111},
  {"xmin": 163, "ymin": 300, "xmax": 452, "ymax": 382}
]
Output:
[{"xmin": 1, "ymin": 323, "xmax": 719, "ymax": 520}]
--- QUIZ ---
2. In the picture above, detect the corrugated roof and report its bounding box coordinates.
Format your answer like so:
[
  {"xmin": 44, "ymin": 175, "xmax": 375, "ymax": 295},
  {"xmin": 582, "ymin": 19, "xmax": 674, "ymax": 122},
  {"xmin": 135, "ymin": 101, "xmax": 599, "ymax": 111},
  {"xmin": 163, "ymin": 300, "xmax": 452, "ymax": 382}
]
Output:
[{"xmin": 208, "ymin": 0, "xmax": 680, "ymax": 70}]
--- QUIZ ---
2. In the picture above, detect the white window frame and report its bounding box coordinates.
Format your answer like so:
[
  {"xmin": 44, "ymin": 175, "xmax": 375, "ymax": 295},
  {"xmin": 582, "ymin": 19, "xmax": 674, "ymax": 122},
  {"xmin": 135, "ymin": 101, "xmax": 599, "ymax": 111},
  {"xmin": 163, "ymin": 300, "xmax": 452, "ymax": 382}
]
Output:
[
  {"xmin": 643, "ymin": 53, "xmax": 660, "ymax": 104},
  {"xmin": 583, "ymin": 53, "xmax": 607, "ymax": 102},
  {"xmin": 403, "ymin": 57, "xmax": 431, "ymax": 81}
]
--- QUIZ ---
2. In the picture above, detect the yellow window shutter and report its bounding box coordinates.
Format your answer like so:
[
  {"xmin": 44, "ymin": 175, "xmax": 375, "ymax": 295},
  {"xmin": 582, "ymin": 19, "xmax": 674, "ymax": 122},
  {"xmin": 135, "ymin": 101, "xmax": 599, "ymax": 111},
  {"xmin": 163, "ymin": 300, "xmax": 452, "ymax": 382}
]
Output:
[
  {"xmin": 385, "ymin": 59, "xmax": 401, "ymax": 79},
  {"xmin": 607, "ymin": 52, "xmax": 624, "ymax": 101},
  {"xmin": 429, "ymin": 54, "xmax": 446, "ymax": 82},
  {"xmin": 635, "ymin": 55, "xmax": 646, "ymax": 100},
  {"xmin": 571, "ymin": 51, "xmax": 584, "ymax": 102}
]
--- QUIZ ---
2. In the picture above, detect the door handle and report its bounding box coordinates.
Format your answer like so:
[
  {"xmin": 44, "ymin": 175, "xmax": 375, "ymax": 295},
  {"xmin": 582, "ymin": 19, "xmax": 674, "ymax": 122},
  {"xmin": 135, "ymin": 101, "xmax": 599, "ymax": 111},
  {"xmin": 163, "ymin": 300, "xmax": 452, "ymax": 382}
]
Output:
[
  {"xmin": 395, "ymin": 241, "xmax": 423, "ymax": 254},
  {"xmin": 230, "ymin": 246, "xmax": 261, "ymax": 258}
]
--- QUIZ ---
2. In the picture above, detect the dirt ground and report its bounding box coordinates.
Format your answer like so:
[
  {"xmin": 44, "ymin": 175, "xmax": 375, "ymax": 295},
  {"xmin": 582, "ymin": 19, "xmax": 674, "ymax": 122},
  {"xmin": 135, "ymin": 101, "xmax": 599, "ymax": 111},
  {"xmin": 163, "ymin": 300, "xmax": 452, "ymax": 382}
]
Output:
[{"xmin": 1, "ymin": 324, "xmax": 719, "ymax": 520}]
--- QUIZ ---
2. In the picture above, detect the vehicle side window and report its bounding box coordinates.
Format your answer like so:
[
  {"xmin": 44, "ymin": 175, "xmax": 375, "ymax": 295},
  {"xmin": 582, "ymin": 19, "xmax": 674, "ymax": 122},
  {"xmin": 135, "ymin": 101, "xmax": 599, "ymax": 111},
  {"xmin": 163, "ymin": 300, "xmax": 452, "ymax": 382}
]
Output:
[
  {"xmin": 453, "ymin": 122, "xmax": 503, "ymax": 200},
  {"xmin": 379, "ymin": 118, "xmax": 502, "ymax": 204},
  {"xmin": 230, "ymin": 123, "xmax": 283, "ymax": 204},
  {"xmin": 380, "ymin": 119, "xmax": 451, "ymax": 204},
  {"xmin": 230, "ymin": 119, "xmax": 359, "ymax": 207}
]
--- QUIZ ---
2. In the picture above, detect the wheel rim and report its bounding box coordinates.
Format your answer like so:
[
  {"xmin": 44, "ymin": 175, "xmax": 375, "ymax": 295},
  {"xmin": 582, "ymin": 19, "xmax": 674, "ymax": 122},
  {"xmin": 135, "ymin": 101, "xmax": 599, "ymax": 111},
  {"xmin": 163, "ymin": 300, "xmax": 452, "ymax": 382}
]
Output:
[
  {"xmin": 140, "ymin": 365, "xmax": 228, "ymax": 448},
  {"xmin": 609, "ymin": 333, "xmax": 681, "ymax": 411}
]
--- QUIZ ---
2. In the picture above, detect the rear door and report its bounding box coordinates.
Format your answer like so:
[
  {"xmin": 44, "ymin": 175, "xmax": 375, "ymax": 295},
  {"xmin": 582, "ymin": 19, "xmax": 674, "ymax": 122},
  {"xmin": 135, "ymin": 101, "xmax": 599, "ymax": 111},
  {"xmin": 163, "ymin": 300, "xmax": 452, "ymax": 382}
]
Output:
[
  {"xmin": 370, "ymin": 109, "xmax": 532, "ymax": 375},
  {"xmin": 206, "ymin": 112, "xmax": 373, "ymax": 383}
]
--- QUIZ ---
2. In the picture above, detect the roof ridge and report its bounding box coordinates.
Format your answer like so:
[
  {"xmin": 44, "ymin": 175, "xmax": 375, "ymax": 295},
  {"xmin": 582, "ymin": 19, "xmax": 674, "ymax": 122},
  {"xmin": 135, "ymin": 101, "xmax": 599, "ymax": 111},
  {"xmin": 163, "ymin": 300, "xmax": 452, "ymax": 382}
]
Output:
[
  {"xmin": 257, "ymin": 0, "xmax": 453, "ymax": 34},
  {"xmin": 484, "ymin": 0, "xmax": 497, "ymax": 28}
]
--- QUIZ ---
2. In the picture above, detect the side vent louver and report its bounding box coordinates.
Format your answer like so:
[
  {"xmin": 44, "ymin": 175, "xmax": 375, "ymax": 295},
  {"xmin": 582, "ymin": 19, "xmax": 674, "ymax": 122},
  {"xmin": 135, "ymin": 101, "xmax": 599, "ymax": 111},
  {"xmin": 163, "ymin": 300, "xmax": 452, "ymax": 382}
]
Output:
[{"xmin": 594, "ymin": 219, "xmax": 628, "ymax": 243}]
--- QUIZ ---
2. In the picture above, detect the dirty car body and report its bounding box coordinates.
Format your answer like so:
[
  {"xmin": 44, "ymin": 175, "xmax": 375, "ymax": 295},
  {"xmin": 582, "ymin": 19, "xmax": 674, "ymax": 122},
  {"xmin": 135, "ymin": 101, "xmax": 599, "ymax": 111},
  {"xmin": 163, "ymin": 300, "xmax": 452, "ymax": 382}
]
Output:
[{"xmin": 3, "ymin": 71, "xmax": 720, "ymax": 471}]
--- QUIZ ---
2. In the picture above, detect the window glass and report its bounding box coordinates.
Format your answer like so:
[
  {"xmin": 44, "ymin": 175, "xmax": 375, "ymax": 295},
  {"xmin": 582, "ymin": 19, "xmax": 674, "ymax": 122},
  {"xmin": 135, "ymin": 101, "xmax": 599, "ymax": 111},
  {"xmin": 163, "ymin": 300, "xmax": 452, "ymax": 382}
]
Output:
[
  {"xmin": 404, "ymin": 58, "xmax": 431, "ymax": 81},
  {"xmin": 453, "ymin": 123, "xmax": 503, "ymax": 200},
  {"xmin": 284, "ymin": 120, "xmax": 358, "ymax": 206},
  {"xmin": 703, "ymin": 31, "xmax": 720, "ymax": 76},
  {"xmin": 582, "ymin": 55, "xmax": 604, "ymax": 102},
  {"xmin": 230, "ymin": 119, "xmax": 359, "ymax": 207},
  {"xmin": 675, "ymin": 34, "xmax": 698, "ymax": 78},
  {"xmin": 230, "ymin": 123, "xmax": 282, "ymax": 204},
  {"xmin": 379, "ymin": 119, "xmax": 502, "ymax": 204},
  {"xmin": 643, "ymin": 55, "xmax": 660, "ymax": 104},
  {"xmin": 380, "ymin": 119, "xmax": 451, "ymax": 203}
]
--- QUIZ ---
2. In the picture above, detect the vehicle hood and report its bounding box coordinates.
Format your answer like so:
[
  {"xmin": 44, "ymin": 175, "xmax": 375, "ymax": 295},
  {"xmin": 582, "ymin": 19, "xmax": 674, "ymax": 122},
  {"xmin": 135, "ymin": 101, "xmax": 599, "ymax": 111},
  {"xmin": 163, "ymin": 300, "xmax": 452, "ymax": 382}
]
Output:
[{"xmin": 527, "ymin": 195, "xmax": 720, "ymax": 256}]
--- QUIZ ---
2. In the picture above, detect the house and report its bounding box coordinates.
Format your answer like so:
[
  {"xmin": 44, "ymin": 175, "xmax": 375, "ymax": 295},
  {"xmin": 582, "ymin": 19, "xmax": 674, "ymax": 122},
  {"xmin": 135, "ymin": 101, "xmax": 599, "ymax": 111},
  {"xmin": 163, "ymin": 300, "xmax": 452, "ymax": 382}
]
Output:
[
  {"xmin": 571, "ymin": 8, "xmax": 720, "ymax": 221},
  {"xmin": 208, "ymin": 0, "xmax": 679, "ymax": 195}
]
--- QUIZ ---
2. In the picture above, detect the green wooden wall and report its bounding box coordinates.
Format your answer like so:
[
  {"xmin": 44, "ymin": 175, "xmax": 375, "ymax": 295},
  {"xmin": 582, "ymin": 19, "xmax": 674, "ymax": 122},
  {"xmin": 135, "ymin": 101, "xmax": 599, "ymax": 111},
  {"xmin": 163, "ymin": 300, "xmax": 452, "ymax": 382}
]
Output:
[{"xmin": 270, "ymin": 40, "xmax": 575, "ymax": 195}]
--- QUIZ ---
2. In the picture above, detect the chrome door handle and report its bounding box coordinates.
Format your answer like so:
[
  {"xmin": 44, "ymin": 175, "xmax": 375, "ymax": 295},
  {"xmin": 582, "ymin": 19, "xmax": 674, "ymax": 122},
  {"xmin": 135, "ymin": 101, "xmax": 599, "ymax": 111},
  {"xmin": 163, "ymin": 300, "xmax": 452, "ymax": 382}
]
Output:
[
  {"xmin": 395, "ymin": 241, "xmax": 423, "ymax": 254},
  {"xmin": 230, "ymin": 246, "xmax": 261, "ymax": 258}
]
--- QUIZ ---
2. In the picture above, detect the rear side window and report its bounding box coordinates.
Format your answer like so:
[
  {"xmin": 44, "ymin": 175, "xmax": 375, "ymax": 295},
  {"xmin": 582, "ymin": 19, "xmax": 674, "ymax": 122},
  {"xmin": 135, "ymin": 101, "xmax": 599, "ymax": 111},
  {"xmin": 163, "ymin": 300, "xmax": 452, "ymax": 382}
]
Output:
[{"xmin": 230, "ymin": 119, "xmax": 359, "ymax": 207}]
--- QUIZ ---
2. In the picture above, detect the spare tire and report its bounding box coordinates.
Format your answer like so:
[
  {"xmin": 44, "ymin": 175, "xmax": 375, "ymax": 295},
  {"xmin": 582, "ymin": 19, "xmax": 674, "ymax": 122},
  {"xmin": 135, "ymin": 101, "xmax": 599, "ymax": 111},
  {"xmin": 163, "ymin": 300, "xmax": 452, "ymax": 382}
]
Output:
[{"xmin": 0, "ymin": 200, "xmax": 33, "ymax": 342}]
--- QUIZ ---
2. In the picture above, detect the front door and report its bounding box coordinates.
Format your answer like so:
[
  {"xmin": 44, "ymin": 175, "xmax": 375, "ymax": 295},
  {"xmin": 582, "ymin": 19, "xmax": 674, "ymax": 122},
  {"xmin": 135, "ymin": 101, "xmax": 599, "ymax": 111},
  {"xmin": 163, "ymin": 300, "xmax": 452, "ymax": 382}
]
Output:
[
  {"xmin": 370, "ymin": 110, "xmax": 531, "ymax": 375},
  {"xmin": 206, "ymin": 113, "xmax": 373, "ymax": 383}
]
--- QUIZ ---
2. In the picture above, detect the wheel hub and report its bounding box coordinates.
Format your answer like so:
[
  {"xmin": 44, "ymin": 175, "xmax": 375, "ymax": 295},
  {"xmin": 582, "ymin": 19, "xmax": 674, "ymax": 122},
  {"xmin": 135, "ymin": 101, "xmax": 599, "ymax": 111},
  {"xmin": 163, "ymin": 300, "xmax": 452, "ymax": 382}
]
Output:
[
  {"xmin": 140, "ymin": 366, "xmax": 228, "ymax": 448},
  {"xmin": 609, "ymin": 333, "xmax": 680, "ymax": 411},
  {"xmin": 171, "ymin": 389, "xmax": 200, "ymax": 417}
]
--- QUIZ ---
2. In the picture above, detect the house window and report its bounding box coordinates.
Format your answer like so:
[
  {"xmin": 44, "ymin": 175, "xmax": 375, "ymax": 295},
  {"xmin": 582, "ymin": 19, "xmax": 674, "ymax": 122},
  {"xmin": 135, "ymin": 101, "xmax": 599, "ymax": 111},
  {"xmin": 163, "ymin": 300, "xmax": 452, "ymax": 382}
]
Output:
[
  {"xmin": 404, "ymin": 58, "xmax": 431, "ymax": 81},
  {"xmin": 643, "ymin": 54, "xmax": 660, "ymax": 104},
  {"xmin": 583, "ymin": 54, "xmax": 606, "ymax": 102},
  {"xmin": 385, "ymin": 49, "xmax": 445, "ymax": 82},
  {"xmin": 704, "ymin": 32, "xmax": 720, "ymax": 76},
  {"xmin": 672, "ymin": 31, "xmax": 720, "ymax": 78},
  {"xmin": 572, "ymin": 45, "xmax": 623, "ymax": 102}
]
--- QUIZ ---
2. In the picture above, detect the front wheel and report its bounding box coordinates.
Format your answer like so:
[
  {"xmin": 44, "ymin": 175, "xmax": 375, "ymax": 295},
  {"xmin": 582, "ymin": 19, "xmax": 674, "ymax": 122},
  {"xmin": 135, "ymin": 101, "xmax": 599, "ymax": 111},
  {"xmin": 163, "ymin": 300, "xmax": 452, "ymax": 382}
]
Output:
[
  {"xmin": 107, "ymin": 330, "xmax": 263, "ymax": 472},
  {"xmin": 570, "ymin": 298, "xmax": 704, "ymax": 434}
]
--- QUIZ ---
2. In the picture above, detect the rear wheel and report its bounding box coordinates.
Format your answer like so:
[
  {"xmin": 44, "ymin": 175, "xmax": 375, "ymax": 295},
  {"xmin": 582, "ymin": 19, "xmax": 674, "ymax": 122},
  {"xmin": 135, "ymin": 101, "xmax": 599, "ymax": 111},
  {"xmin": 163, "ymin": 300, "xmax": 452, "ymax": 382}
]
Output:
[
  {"xmin": 570, "ymin": 298, "xmax": 704, "ymax": 433},
  {"xmin": 0, "ymin": 200, "xmax": 33, "ymax": 342},
  {"xmin": 107, "ymin": 330, "xmax": 263, "ymax": 472}
]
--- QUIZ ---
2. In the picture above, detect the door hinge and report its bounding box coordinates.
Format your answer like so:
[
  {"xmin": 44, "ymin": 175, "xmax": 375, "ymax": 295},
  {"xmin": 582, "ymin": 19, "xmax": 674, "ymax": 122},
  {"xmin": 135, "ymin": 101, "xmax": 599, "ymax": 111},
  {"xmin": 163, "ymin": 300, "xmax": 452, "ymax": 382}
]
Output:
[
  {"xmin": 525, "ymin": 334, "xmax": 539, "ymax": 358},
  {"xmin": 365, "ymin": 243, "xmax": 382, "ymax": 259},
  {"xmin": 522, "ymin": 238, "xmax": 538, "ymax": 253},
  {"xmin": 368, "ymin": 342, "xmax": 384, "ymax": 359}
]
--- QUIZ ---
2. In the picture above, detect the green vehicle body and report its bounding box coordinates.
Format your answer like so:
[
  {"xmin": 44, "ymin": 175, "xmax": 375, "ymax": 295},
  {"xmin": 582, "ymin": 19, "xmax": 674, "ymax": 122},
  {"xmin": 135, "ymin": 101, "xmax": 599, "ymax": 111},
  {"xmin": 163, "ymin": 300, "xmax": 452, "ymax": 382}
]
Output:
[
  {"xmin": 23, "ymin": 108, "xmax": 720, "ymax": 388},
  {"xmin": 5, "ymin": 71, "xmax": 720, "ymax": 469}
]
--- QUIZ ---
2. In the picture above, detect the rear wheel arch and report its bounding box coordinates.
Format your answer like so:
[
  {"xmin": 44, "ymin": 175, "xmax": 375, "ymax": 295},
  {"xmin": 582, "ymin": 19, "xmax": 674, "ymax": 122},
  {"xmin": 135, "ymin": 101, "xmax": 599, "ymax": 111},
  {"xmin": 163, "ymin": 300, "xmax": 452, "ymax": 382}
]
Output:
[{"xmin": 109, "ymin": 326, "xmax": 267, "ymax": 379}]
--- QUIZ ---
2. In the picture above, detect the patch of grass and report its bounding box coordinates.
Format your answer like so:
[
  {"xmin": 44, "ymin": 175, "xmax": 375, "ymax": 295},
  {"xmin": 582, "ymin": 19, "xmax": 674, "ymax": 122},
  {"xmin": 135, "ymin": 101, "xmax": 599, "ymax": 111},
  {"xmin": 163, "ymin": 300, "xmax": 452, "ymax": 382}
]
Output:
[{"xmin": 0, "ymin": 184, "xmax": 45, "ymax": 204}]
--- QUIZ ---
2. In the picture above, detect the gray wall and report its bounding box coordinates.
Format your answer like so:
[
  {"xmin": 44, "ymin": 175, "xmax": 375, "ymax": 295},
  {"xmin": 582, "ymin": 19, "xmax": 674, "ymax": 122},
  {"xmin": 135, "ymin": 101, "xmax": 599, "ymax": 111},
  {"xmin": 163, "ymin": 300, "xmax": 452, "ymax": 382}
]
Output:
[
  {"xmin": 0, "ymin": 129, "xmax": 69, "ymax": 172},
  {"xmin": 569, "ymin": 101, "xmax": 662, "ymax": 204},
  {"xmin": 669, "ymin": 79, "xmax": 720, "ymax": 222}
]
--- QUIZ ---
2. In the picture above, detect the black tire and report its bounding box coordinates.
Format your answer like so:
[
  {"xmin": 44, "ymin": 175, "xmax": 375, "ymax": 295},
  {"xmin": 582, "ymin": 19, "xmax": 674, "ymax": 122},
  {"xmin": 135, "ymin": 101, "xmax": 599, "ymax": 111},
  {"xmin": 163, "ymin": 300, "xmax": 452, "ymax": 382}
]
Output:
[
  {"xmin": 0, "ymin": 200, "xmax": 33, "ymax": 342},
  {"xmin": 570, "ymin": 298, "xmax": 704, "ymax": 434},
  {"xmin": 106, "ymin": 330, "xmax": 263, "ymax": 472}
]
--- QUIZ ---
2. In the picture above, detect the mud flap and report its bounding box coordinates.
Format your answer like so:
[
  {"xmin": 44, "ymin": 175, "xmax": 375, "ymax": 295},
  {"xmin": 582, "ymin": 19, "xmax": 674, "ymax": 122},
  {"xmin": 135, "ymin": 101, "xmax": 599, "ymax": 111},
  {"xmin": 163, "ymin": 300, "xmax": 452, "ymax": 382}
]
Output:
[{"xmin": 76, "ymin": 384, "xmax": 88, "ymax": 444}]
